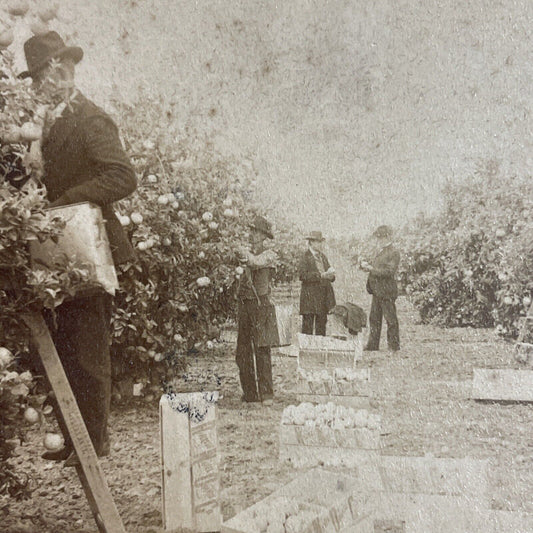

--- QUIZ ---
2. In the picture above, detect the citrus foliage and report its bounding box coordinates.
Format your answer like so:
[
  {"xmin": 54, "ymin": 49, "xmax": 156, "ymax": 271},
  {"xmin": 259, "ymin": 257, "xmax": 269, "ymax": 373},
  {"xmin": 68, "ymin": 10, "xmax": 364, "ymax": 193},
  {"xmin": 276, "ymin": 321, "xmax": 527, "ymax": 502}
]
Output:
[{"xmin": 399, "ymin": 161, "xmax": 533, "ymax": 337}]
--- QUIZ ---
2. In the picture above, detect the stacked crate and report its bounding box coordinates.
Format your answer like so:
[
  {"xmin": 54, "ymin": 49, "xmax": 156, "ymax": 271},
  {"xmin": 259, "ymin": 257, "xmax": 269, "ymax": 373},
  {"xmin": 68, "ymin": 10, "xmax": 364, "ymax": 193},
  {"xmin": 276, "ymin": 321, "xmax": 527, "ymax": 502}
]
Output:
[
  {"xmin": 295, "ymin": 367, "xmax": 371, "ymax": 408},
  {"xmin": 297, "ymin": 333, "xmax": 362, "ymax": 370},
  {"xmin": 280, "ymin": 332, "xmax": 380, "ymax": 467},
  {"xmin": 296, "ymin": 333, "xmax": 370, "ymax": 407},
  {"xmin": 279, "ymin": 402, "xmax": 381, "ymax": 467}
]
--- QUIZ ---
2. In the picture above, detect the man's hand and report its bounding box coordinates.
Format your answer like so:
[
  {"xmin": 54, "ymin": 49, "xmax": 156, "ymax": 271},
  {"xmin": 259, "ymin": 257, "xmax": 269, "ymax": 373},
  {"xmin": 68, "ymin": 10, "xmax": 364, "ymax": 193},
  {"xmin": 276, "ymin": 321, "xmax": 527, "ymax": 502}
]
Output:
[{"xmin": 321, "ymin": 266, "xmax": 335, "ymax": 281}]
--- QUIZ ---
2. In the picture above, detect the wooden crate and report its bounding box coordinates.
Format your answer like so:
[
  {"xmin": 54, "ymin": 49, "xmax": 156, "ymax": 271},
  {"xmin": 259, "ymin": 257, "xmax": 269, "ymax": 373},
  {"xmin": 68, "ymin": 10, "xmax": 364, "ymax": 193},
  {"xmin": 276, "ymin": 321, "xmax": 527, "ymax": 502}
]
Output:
[
  {"xmin": 160, "ymin": 392, "xmax": 221, "ymax": 532},
  {"xmin": 472, "ymin": 368, "xmax": 533, "ymax": 402},
  {"xmin": 405, "ymin": 505, "xmax": 533, "ymax": 533},
  {"xmin": 279, "ymin": 422, "xmax": 381, "ymax": 468},
  {"xmin": 296, "ymin": 368, "xmax": 371, "ymax": 408},
  {"xmin": 337, "ymin": 455, "xmax": 494, "ymax": 532},
  {"xmin": 297, "ymin": 333, "xmax": 362, "ymax": 369},
  {"xmin": 281, "ymin": 424, "xmax": 381, "ymax": 449},
  {"xmin": 222, "ymin": 469, "xmax": 374, "ymax": 533},
  {"xmin": 356, "ymin": 456, "xmax": 490, "ymax": 505},
  {"xmin": 274, "ymin": 304, "xmax": 294, "ymax": 347}
]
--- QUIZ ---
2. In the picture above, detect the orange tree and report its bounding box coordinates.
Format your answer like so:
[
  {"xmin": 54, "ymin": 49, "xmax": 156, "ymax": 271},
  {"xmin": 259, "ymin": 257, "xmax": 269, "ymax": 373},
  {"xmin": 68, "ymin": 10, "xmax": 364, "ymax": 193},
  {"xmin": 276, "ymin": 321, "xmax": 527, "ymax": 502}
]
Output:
[
  {"xmin": 1, "ymin": 47, "xmax": 92, "ymax": 499},
  {"xmin": 109, "ymin": 97, "xmax": 300, "ymax": 387},
  {"xmin": 399, "ymin": 161, "xmax": 533, "ymax": 338},
  {"xmin": 0, "ymin": 14, "xmax": 300, "ymax": 496}
]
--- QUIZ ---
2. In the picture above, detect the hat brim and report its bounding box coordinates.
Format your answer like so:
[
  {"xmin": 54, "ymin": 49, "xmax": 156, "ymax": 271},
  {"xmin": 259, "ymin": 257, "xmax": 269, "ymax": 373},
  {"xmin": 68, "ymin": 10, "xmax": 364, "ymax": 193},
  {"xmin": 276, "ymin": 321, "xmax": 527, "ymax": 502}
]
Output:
[
  {"xmin": 305, "ymin": 236, "xmax": 325, "ymax": 241},
  {"xmin": 19, "ymin": 46, "xmax": 83, "ymax": 79}
]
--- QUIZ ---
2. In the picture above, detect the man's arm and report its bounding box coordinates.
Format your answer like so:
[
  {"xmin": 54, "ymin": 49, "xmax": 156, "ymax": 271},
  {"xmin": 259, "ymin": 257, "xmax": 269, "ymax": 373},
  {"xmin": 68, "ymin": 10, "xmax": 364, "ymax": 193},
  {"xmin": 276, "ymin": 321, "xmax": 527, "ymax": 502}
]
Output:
[
  {"xmin": 48, "ymin": 115, "xmax": 137, "ymax": 207},
  {"xmin": 246, "ymin": 249, "xmax": 278, "ymax": 269}
]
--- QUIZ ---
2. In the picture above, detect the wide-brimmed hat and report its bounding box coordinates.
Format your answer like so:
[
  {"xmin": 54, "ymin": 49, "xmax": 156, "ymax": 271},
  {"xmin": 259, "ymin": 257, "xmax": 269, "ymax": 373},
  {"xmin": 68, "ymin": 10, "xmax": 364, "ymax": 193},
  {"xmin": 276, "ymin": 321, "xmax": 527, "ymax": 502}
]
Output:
[
  {"xmin": 249, "ymin": 215, "xmax": 273, "ymax": 239},
  {"xmin": 305, "ymin": 231, "xmax": 325, "ymax": 242},
  {"xmin": 372, "ymin": 225, "xmax": 393, "ymax": 239},
  {"xmin": 19, "ymin": 31, "xmax": 83, "ymax": 79}
]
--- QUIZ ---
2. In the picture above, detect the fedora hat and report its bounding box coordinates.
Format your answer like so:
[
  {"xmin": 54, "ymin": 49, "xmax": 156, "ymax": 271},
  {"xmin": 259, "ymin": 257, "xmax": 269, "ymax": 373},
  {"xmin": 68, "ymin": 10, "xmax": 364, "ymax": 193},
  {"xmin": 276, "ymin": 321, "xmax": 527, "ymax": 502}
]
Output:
[
  {"xmin": 19, "ymin": 31, "xmax": 83, "ymax": 79},
  {"xmin": 249, "ymin": 215, "xmax": 273, "ymax": 239},
  {"xmin": 372, "ymin": 225, "xmax": 393, "ymax": 239},
  {"xmin": 305, "ymin": 230, "xmax": 325, "ymax": 242}
]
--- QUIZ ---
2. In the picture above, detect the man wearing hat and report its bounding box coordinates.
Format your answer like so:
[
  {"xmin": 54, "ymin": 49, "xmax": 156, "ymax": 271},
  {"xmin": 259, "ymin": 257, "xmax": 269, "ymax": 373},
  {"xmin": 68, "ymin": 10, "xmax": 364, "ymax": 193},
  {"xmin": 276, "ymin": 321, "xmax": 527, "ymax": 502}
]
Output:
[
  {"xmin": 360, "ymin": 225, "xmax": 400, "ymax": 351},
  {"xmin": 20, "ymin": 32, "xmax": 137, "ymax": 465},
  {"xmin": 299, "ymin": 231, "xmax": 336, "ymax": 335},
  {"xmin": 236, "ymin": 215, "xmax": 278, "ymax": 404}
]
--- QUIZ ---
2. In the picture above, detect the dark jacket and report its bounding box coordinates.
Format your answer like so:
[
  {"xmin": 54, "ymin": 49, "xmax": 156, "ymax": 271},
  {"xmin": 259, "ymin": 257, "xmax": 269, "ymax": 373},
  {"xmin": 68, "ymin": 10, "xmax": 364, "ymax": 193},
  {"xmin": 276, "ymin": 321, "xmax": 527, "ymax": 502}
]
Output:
[
  {"xmin": 41, "ymin": 93, "xmax": 137, "ymax": 265},
  {"xmin": 237, "ymin": 250, "xmax": 279, "ymax": 348},
  {"xmin": 366, "ymin": 244, "xmax": 400, "ymax": 299},
  {"xmin": 299, "ymin": 249, "xmax": 336, "ymax": 315}
]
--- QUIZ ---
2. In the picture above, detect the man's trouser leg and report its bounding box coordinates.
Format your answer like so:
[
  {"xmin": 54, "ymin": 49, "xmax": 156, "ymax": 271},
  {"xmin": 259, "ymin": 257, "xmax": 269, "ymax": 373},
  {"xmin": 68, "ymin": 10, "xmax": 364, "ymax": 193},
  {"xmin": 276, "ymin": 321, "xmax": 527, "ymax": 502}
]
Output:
[
  {"xmin": 382, "ymin": 298, "xmax": 400, "ymax": 350},
  {"xmin": 315, "ymin": 314, "xmax": 327, "ymax": 336},
  {"xmin": 301, "ymin": 314, "xmax": 314, "ymax": 334},
  {"xmin": 236, "ymin": 301, "xmax": 258, "ymax": 401},
  {"xmin": 255, "ymin": 346, "xmax": 273, "ymax": 400},
  {"xmin": 43, "ymin": 292, "xmax": 112, "ymax": 456},
  {"xmin": 366, "ymin": 296, "xmax": 383, "ymax": 350}
]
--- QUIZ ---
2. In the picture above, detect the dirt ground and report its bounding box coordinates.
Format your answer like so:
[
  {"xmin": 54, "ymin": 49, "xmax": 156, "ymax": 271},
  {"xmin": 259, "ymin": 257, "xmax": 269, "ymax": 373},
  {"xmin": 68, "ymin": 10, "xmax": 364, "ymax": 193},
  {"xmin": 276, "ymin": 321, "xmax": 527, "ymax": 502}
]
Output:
[{"xmin": 3, "ymin": 297, "xmax": 533, "ymax": 532}]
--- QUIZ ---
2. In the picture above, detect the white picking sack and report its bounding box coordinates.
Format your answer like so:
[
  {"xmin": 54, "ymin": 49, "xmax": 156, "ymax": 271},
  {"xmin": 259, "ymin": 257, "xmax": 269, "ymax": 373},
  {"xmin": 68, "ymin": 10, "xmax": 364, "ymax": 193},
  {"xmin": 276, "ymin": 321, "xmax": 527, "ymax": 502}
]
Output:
[{"xmin": 29, "ymin": 202, "xmax": 119, "ymax": 296}]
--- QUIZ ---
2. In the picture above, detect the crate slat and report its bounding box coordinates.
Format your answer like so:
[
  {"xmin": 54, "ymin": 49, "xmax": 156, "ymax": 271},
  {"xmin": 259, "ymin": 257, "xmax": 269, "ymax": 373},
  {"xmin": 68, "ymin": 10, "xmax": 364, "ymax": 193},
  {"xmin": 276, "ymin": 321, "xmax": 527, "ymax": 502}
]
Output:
[
  {"xmin": 472, "ymin": 368, "xmax": 533, "ymax": 402},
  {"xmin": 160, "ymin": 393, "xmax": 221, "ymax": 532}
]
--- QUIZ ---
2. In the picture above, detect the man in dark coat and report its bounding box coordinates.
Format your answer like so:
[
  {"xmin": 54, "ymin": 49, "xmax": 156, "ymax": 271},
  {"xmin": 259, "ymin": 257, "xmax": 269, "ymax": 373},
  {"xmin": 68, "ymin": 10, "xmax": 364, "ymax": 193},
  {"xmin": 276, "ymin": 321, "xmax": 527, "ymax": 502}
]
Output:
[
  {"xmin": 299, "ymin": 231, "xmax": 336, "ymax": 336},
  {"xmin": 360, "ymin": 225, "xmax": 400, "ymax": 351},
  {"xmin": 20, "ymin": 32, "xmax": 137, "ymax": 465},
  {"xmin": 236, "ymin": 216, "xmax": 278, "ymax": 405}
]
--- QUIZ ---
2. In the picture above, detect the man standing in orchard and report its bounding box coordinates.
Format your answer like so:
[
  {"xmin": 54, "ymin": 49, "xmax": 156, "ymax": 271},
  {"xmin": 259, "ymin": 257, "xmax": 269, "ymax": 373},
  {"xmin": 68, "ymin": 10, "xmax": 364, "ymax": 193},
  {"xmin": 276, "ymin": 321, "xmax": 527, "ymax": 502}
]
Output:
[
  {"xmin": 360, "ymin": 225, "xmax": 401, "ymax": 352},
  {"xmin": 298, "ymin": 231, "xmax": 336, "ymax": 335},
  {"xmin": 20, "ymin": 32, "xmax": 137, "ymax": 465},
  {"xmin": 236, "ymin": 215, "xmax": 278, "ymax": 405}
]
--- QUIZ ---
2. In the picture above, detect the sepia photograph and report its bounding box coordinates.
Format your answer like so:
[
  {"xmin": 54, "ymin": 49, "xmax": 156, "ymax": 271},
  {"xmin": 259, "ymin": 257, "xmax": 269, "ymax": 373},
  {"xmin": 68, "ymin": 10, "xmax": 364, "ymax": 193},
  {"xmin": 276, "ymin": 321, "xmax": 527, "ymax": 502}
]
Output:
[{"xmin": 1, "ymin": 0, "xmax": 532, "ymax": 531}]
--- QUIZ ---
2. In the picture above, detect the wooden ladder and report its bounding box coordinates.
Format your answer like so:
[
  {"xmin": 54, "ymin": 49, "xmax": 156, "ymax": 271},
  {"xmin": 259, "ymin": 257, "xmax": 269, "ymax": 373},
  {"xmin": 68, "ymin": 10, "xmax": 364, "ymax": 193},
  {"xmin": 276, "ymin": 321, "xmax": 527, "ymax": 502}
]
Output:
[
  {"xmin": 23, "ymin": 312, "xmax": 126, "ymax": 533},
  {"xmin": 514, "ymin": 302, "xmax": 533, "ymax": 364}
]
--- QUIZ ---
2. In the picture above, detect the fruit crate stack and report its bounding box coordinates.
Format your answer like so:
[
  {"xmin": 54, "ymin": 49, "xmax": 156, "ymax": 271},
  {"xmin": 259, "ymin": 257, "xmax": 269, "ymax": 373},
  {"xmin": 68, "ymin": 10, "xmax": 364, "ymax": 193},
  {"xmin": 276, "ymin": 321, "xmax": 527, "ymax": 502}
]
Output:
[
  {"xmin": 296, "ymin": 367, "xmax": 371, "ymax": 408},
  {"xmin": 297, "ymin": 333, "xmax": 362, "ymax": 370},
  {"xmin": 279, "ymin": 402, "xmax": 382, "ymax": 468},
  {"xmin": 221, "ymin": 469, "xmax": 373, "ymax": 533}
]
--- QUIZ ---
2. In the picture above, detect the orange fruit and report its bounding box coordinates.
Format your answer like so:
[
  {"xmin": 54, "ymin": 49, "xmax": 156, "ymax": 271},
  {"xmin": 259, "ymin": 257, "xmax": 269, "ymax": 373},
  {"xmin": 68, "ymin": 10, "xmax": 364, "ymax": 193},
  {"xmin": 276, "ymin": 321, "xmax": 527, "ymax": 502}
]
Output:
[
  {"xmin": 24, "ymin": 407, "xmax": 39, "ymax": 424},
  {"xmin": 0, "ymin": 29, "xmax": 14, "ymax": 49},
  {"xmin": 43, "ymin": 432, "xmax": 63, "ymax": 451}
]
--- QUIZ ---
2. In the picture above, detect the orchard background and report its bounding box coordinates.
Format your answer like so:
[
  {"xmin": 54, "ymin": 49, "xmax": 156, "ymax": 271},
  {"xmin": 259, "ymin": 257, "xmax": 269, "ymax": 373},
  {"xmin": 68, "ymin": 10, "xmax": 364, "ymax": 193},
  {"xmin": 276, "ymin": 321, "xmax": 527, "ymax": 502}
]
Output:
[{"xmin": 1, "ymin": 0, "xmax": 533, "ymax": 526}]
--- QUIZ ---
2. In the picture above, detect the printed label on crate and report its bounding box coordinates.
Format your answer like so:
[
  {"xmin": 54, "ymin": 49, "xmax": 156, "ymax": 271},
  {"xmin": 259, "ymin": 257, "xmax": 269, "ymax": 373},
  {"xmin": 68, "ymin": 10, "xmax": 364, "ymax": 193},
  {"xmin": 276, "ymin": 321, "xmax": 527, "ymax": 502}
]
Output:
[
  {"xmin": 160, "ymin": 393, "xmax": 221, "ymax": 532},
  {"xmin": 191, "ymin": 422, "xmax": 217, "ymax": 457},
  {"xmin": 192, "ymin": 454, "xmax": 219, "ymax": 481},
  {"xmin": 194, "ymin": 476, "xmax": 219, "ymax": 506}
]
